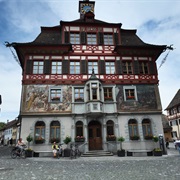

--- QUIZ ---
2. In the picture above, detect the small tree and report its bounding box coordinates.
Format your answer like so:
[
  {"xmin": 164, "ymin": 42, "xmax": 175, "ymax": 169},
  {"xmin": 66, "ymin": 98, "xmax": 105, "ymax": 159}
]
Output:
[
  {"xmin": 63, "ymin": 135, "xmax": 71, "ymax": 144},
  {"xmin": 26, "ymin": 134, "xmax": 33, "ymax": 149},
  {"xmin": 117, "ymin": 136, "xmax": 125, "ymax": 150}
]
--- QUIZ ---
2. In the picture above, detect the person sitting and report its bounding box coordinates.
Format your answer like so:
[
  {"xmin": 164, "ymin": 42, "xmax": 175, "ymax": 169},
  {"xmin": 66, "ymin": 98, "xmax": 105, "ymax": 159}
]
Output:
[
  {"xmin": 52, "ymin": 142, "xmax": 58, "ymax": 158},
  {"xmin": 16, "ymin": 138, "xmax": 25, "ymax": 154}
]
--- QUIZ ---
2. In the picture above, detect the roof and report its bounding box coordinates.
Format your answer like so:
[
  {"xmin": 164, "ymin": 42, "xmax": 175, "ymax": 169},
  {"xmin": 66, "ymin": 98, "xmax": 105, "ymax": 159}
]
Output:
[
  {"xmin": 165, "ymin": 89, "xmax": 180, "ymax": 110},
  {"xmin": 5, "ymin": 119, "xmax": 18, "ymax": 129},
  {"xmin": 7, "ymin": 18, "xmax": 166, "ymax": 69}
]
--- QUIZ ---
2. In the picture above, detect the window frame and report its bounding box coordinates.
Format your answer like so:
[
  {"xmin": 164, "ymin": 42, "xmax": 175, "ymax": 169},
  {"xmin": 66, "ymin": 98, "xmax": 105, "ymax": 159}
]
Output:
[
  {"xmin": 123, "ymin": 86, "xmax": 137, "ymax": 101},
  {"xmin": 70, "ymin": 61, "xmax": 80, "ymax": 74},
  {"xmin": 88, "ymin": 61, "xmax": 98, "ymax": 74},
  {"xmin": 128, "ymin": 119, "xmax": 139, "ymax": 139},
  {"xmin": 51, "ymin": 61, "xmax": 62, "ymax": 74},
  {"xmin": 104, "ymin": 34, "xmax": 113, "ymax": 45},
  {"xmin": 70, "ymin": 32, "xmax": 80, "ymax": 44},
  {"xmin": 49, "ymin": 87, "xmax": 62, "ymax": 103},
  {"xmin": 122, "ymin": 61, "xmax": 133, "ymax": 74},
  {"xmin": 87, "ymin": 33, "xmax": 97, "ymax": 45},
  {"xmin": 32, "ymin": 61, "xmax": 44, "ymax": 74},
  {"xmin": 139, "ymin": 61, "xmax": 149, "ymax": 74},
  {"xmin": 105, "ymin": 62, "xmax": 115, "ymax": 74}
]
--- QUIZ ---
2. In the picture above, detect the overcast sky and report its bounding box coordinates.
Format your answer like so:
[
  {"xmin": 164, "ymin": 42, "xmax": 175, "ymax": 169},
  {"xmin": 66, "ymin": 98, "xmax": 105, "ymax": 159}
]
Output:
[{"xmin": 0, "ymin": 0, "xmax": 180, "ymax": 123}]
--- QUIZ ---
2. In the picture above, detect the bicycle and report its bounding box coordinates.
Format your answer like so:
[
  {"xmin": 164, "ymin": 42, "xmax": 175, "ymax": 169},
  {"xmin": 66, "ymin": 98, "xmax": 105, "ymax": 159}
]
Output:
[
  {"xmin": 11, "ymin": 145, "xmax": 27, "ymax": 159},
  {"xmin": 70, "ymin": 143, "xmax": 81, "ymax": 159},
  {"xmin": 57, "ymin": 143, "xmax": 64, "ymax": 159}
]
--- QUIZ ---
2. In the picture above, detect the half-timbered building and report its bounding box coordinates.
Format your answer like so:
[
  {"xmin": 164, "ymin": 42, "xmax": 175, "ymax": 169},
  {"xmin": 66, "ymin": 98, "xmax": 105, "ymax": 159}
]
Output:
[{"xmin": 10, "ymin": 0, "xmax": 167, "ymax": 155}]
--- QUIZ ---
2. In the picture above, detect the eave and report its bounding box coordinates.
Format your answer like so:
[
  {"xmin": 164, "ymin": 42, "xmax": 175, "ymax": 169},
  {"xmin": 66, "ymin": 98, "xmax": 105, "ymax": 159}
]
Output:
[
  {"xmin": 13, "ymin": 43, "xmax": 72, "ymax": 70},
  {"xmin": 114, "ymin": 45, "xmax": 166, "ymax": 60}
]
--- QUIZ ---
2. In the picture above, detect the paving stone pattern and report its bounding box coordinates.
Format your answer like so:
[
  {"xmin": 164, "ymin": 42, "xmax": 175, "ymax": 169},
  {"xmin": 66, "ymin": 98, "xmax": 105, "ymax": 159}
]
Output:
[{"xmin": 0, "ymin": 143, "xmax": 180, "ymax": 180}]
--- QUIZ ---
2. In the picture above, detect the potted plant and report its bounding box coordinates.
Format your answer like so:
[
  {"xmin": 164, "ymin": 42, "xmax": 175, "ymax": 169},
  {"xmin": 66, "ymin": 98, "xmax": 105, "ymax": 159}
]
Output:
[
  {"xmin": 63, "ymin": 135, "xmax": 72, "ymax": 157},
  {"xmin": 26, "ymin": 134, "xmax": 33, "ymax": 157},
  {"xmin": 35, "ymin": 137, "xmax": 45, "ymax": 144},
  {"xmin": 144, "ymin": 135, "xmax": 153, "ymax": 140},
  {"xmin": 117, "ymin": 136, "xmax": 125, "ymax": 157},
  {"xmin": 106, "ymin": 135, "xmax": 116, "ymax": 141},
  {"xmin": 152, "ymin": 136, "xmax": 162, "ymax": 156},
  {"xmin": 74, "ymin": 136, "xmax": 85, "ymax": 142}
]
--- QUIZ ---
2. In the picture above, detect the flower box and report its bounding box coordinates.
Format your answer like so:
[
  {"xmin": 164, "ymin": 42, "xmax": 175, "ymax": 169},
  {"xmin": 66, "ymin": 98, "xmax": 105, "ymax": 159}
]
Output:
[
  {"xmin": 117, "ymin": 150, "xmax": 125, "ymax": 157},
  {"xmin": 75, "ymin": 98, "xmax": 84, "ymax": 102},
  {"xmin": 104, "ymin": 97, "xmax": 113, "ymax": 101},
  {"xmin": 50, "ymin": 138, "xmax": 60, "ymax": 143},
  {"xmin": 75, "ymin": 136, "xmax": 85, "ymax": 142},
  {"xmin": 106, "ymin": 135, "xmax": 116, "ymax": 141},
  {"xmin": 153, "ymin": 149, "xmax": 162, "ymax": 156},
  {"xmin": 35, "ymin": 139, "xmax": 45, "ymax": 144},
  {"xmin": 130, "ymin": 135, "xmax": 140, "ymax": 140},
  {"xmin": 144, "ymin": 135, "xmax": 153, "ymax": 140}
]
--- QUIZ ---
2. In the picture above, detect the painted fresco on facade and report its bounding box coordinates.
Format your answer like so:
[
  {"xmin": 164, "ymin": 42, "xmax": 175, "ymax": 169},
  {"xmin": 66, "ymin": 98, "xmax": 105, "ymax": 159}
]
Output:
[
  {"xmin": 116, "ymin": 85, "xmax": 157, "ymax": 111},
  {"xmin": 24, "ymin": 85, "xmax": 72, "ymax": 112}
]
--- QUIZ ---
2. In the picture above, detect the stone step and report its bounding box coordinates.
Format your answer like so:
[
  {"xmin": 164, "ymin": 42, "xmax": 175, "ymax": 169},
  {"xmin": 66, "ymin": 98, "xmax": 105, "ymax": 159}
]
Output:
[{"xmin": 82, "ymin": 150, "xmax": 113, "ymax": 157}]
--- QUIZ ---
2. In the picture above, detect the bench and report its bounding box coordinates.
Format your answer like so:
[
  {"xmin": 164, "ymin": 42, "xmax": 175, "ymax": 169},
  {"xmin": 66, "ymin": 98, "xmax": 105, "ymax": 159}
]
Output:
[
  {"xmin": 127, "ymin": 150, "xmax": 153, "ymax": 157},
  {"xmin": 34, "ymin": 151, "xmax": 52, "ymax": 157}
]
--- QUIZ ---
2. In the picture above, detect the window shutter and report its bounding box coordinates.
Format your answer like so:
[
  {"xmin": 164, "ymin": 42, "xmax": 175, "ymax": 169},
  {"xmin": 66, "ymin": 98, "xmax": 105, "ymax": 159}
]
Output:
[
  {"xmin": 26, "ymin": 60, "xmax": 33, "ymax": 74},
  {"xmin": 44, "ymin": 60, "xmax": 51, "ymax": 74},
  {"xmin": 133, "ymin": 61, "xmax": 139, "ymax": 74},
  {"xmin": 62, "ymin": 60, "xmax": 69, "ymax": 74},
  {"xmin": 116, "ymin": 60, "xmax": 122, "ymax": 74},
  {"xmin": 98, "ymin": 32, "xmax": 104, "ymax": 45},
  {"xmin": 114, "ymin": 33, "xmax": 119, "ymax": 45},
  {"xmin": 80, "ymin": 32, "xmax": 87, "ymax": 44},
  {"xmin": 149, "ymin": 61, "xmax": 156, "ymax": 74},
  {"xmin": 64, "ymin": 32, "xmax": 69, "ymax": 44},
  {"xmin": 81, "ymin": 60, "xmax": 87, "ymax": 74},
  {"xmin": 99, "ymin": 60, "xmax": 105, "ymax": 74},
  {"xmin": 0, "ymin": 95, "xmax": 2, "ymax": 105}
]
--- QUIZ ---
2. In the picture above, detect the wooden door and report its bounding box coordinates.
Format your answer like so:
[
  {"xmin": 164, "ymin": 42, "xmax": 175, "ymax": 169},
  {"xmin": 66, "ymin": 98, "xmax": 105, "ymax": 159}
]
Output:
[{"xmin": 88, "ymin": 121, "xmax": 102, "ymax": 150}]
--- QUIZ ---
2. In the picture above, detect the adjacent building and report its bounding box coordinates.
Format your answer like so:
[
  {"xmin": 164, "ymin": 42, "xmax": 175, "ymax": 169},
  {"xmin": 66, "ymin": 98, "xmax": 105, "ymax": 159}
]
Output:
[
  {"xmin": 165, "ymin": 89, "xmax": 180, "ymax": 141},
  {"xmin": 9, "ymin": 0, "xmax": 168, "ymax": 154}
]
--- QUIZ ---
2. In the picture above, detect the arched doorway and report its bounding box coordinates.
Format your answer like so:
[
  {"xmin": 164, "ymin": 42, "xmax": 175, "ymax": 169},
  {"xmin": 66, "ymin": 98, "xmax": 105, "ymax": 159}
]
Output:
[{"xmin": 88, "ymin": 121, "xmax": 102, "ymax": 150}]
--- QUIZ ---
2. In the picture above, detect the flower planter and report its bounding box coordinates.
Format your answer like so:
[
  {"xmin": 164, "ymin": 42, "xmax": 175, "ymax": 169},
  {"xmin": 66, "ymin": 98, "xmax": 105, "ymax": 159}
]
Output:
[
  {"xmin": 130, "ymin": 136, "xmax": 140, "ymax": 140},
  {"xmin": 35, "ymin": 139, "xmax": 45, "ymax": 144},
  {"xmin": 75, "ymin": 138, "xmax": 85, "ymax": 142},
  {"xmin": 50, "ymin": 138, "xmax": 60, "ymax": 143},
  {"xmin": 153, "ymin": 150, "xmax": 162, "ymax": 156},
  {"xmin": 144, "ymin": 135, "xmax": 153, "ymax": 140},
  {"xmin": 26, "ymin": 150, "xmax": 33, "ymax": 157},
  {"xmin": 106, "ymin": 137, "xmax": 116, "ymax": 141},
  {"xmin": 117, "ymin": 150, "xmax": 125, "ymax": 157}
]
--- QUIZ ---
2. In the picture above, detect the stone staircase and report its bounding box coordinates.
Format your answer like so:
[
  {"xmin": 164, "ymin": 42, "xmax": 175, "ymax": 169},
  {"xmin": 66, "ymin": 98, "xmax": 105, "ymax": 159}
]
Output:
[{"xmin": 81, "ymin": 150, "xmax": 114, "ymax": 157}]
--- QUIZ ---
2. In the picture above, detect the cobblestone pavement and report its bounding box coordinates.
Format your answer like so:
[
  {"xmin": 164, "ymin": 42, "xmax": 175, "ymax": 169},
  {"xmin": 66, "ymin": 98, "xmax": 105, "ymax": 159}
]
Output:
[{"xmin": 0, "ymin": 143, "xmax": 180, "ymax": 180}]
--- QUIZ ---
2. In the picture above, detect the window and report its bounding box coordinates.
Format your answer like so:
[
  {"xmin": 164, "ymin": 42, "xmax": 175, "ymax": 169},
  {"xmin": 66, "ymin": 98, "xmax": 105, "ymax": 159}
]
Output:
[
  {"xmin": 75, "ymin": 88, "xmax": 84, "ymax": 101},
  {"xmin": 92, "ymin": 83, "xmax": 97, "ymax": 100},
  {"xmin": 122, "ymin": 61, "xmax": 133, "ymax": 74},
  {"xmin": 107, "ymin": 120, "xmax": 114, "ymax": 136},
  {"xmin": 51, "ymin": 61, "xmax": 62, "ymax": 74},
  {"xmin": 105, "ymin": 62, "xmax": 115, "ymax": 74},
  {"xmin": 128, "ymin": 119, "xmax": 139, "ymax": 140},
  {"xmin": 35, "ymin": 121, "xmax": 45, "ymax": 144},
  {"xmin": 87, "ymin": 33, "xmax": 97, "ymax": 45},
  {"xmin": 70, "ymin": 62, "xmax": 80, "ymax": 74},
  {"xmin": 33, "ymin": 61, "xmax": 44, "ymax": 74},
  {"xmin": 50, "ymin": 89, "xmax": 61, "ymax": 102},
  {"xmin": 70, "ymin": 33, "xmax": 80, "ymax": 44},
  {"xmin": 139, "ymin": 62, "xmax": 149, "ymax": 74},
  {"xmin": 125, "ymin": 88, "xmax": 135, "ymax": 101},
  {"xmin": 88, "ymin": 62, "xmax": 98, "ymax": 74},
  {"xmin": 104, "ymin": 34, "xmax": 113, "ymax": 45},
  {"xmin": 76, "ymin": 121, "xmax": 83, "ymax": 137},
  {"xmin": 50, "ymin": 121, "xmax": 60, "ymax": 143},
  {"xmin": 142, "ymin": 119, "xmax": 152, "ymax": 138},
  {"xmin": 104, "ymin": 88, "xmax": 113, "ymax": 100}
]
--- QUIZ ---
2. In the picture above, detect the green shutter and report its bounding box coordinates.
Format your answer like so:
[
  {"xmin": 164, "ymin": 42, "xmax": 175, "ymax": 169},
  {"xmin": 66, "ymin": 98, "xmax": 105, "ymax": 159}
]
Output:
[
  {"xmin": 114, "ymin": 33, "xmax": 119, "ymax": 45},
  {"xmin": 26, "ymin": 60, "xmax": 33, "ymax": 75},
  {"xmin": 149, "ymin": 61, "xmax": 156, "ymax": 74},
  {"xmin": 98, "ymin": 32, "xmax": 104, "ymax": 45},
  {"xmin": 99, "ymin": 60, "xmax": 105, "ymax": 74},
  {"xmin": 133, "ymin": 61, "xmax": 139, "ymax": 74},
  {"xmin": 80, "ymin": 32, "xmax": 87, "ymax": 44},
  {"xmin": 81, "ymin": 60, "xmax": 87, "ymax": 74},
  {"xmin": 116, "ymin": 60, "xmax": 122, "ymax": 74},
  {"xmin": 65, "ymin": 32, "xmax": 69, "ymax": 44},
  {"xmin": 44, "ymin": 60, "xmax": 51, "ymax": 74},
  {"xmin": 62, "ymin": 60, "xmax": 69, "ymax": 74}
]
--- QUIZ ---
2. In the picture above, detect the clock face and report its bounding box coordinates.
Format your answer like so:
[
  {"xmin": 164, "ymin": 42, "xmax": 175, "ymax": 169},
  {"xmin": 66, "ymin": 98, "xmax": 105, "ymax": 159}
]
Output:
[{"xmin": 81, "ymin": 4, "xmax": 94, "ymax": 14}]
